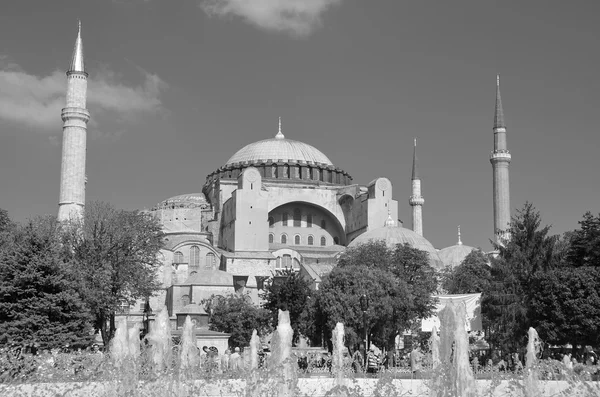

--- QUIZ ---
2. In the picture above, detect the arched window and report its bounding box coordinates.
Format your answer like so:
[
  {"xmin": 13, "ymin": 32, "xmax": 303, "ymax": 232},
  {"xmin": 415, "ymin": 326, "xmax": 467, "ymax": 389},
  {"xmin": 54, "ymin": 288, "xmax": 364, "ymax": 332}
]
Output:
[
  {"xmin": 282, "ymin": 213, "xmax": 289, "ymax": 226},
  {"xmin": 276, "ymin": 257, "xmax": 282, "ymax": 269},
  {"xmin": 206, "ymin": 252, "xmax": 216, "ymax": 269},
  {"xmin": 307, "ymin": 214, "xmax": 313, "ymax": 228},
  {"xmin": 293, "ymin": 209, "xmax": 301, "ymax": 227},
  {"xmin": 271, "ymin": 164, "xmax": 277, "ymax": 178},
  {"xmin": 182, "ymin": 295, "xmax": 190, "ymax": 306},
  {"xmin": 174, "ymin": 251, "xmax": 184, "ymax": 264},
  {"xmin": 320, "ymin": 236, "xmax": 327, "ymax": 246},
  {"xmin": 308, "ymin": 235, "xmax": 314, "ymax": 245},
  {"xmin": 268, "ymin": 216, "xmax": 275, "ymax": 227},
  {"xmin": 321, "ymin": 219, "xmax": 326, "ymax": 229},
  {"xmin": 269, "ymin": 233, "xmax": 274, "ymax": 244},
  {"xmin": 283, "ymin": 254, "xmax": 292, "ymax": 268},
  {"xmin": 281, "ymin": 234, "xmax": 287, "ymax": 244},
  {"xmin": 333, "ymin": 236, "xmax": 339, "ymax": 245},
  {"xmin": 189, "ymin": 271, "xmax": 197, "ymax": 276},
  {"xmin": 294, "ymin": 235, "xmax": 301, "ymax": 245},
  {"xmin": 190, "ymin": 246, "xmax": 200, "ymax": 268}
]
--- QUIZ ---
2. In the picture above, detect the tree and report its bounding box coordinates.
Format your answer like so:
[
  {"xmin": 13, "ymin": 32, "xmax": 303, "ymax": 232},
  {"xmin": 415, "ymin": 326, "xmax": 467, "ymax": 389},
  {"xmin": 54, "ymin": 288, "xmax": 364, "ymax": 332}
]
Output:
[
  {"xmin": 208, "ymin": 294, "xmax": 272, "ymax": 349},
  {"xmin": 567, "ymin": 211, "xmax": 600, "ymax": 267},
  {"xmin": 0, "ymin": 216, "xmax": 93, "ymax": 349},
  {"xmin": 65, "ymin": 202, "xmax": 164, "ymax": 347},
  {"xmin": 260, "ymin": 268, "xmax": 313, "ymax": 343},
  {"xmin": 529, "ymin": 266, "xmax": 600, "ymax": 347},
  {"xmin": 482, "ymin": 202, "xmax": 566, "ymax": 353},
  {"xmin": 442, "ymin": 250, "xmax": 491, "ymax": 294},
  {"xmin": 317, "ymin": 241, "xmax": 437, "ymax": 353}
]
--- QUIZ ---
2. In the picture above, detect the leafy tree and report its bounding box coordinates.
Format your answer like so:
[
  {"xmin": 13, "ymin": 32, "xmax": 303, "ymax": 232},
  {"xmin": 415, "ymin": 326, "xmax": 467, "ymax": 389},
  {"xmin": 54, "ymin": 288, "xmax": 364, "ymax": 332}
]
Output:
[
  {"xmin": 0, "ymin": 216, "xmax": 93, "ymax": 349},
  {"xmin": 567, "ymin": 211, "xmax": 600, "ymax": 267},
  {"xmin": 529, "ymin": 266, "xmax": 600, "ymax": 347},
  {"xmin": 64, "ymin": 202, "xmax": 164, "ymax": 347},
  {"xmin": 208, "ymin": 294, "xmax": 272, "ymax": 349},
  {"xmin": 442, "ymin": 250, "xmax": 492, "ymax": 294},
  {"xmin": 0, "ymin": 208, "xmax": 12, "ymax": 234},
  {"xmin": 482, "ymin": 202, "xmax": 566, "ymax": 353},
  {"xmin": 317, "ymin": 242, "xmax": 437, "ymax": 354},
  {"xmin": 260, "ymin": 268, "xmax": 313, "ymax": 343}
]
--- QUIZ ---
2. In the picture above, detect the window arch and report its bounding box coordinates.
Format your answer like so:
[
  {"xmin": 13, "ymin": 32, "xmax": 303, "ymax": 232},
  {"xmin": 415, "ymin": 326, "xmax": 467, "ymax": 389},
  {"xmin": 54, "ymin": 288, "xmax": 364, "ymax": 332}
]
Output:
[
  {"xmin": 281, "ymin": 234, "xmax": 287, "ymax": 244},
  {"xmin": 293, "ymin": 209, "xmax": 301, "ymax": 227},
  {"xmin": 189, "ymin": 271, "xmax": 197, "ymax": 276},
  {"xmin": 282, "ymin": 254, "xmax": 292, "ymax": 268},
  {"xmin": 268, "ymin": 216, "xmax": 275, "ymax": 227},
  {"xmin": 269, "ymin": 233, "xmax": 274, "ymax": 244},
  {"xmin": 174, "ymin": 251, "xmax": 184, "ymax": 264},
  {"xmin": 282, "ymin": 213, "xmax": 289, "ymax": 226},
  {"xmin": 321, "ymin": 219, "xmax": 326, "ymax": 229},
  {"xmin": 276, "ymin": 257, "xmax": 282, "ymax": 269},
  {"xmin": 182, "ymin": 295, "xmax": 190, "ymax": 306},
  {"xmin": 308, "ymin": 235, "xmax": 314, "ymax": 246},
  {"xmin": 307, "ymin": 214, "xmax": 313, "ymax": 228},
  {"xmin": 294, "ymin": 235, "xmax": 301, "ymax": 245},
  {"xmin": 206, "ymin": 252, "xmax": 216, "ymax": 269},
  {"xmin": 190, "ymin": 246, "xmax": 200, "ymax": 267},
  {"xmin": 320, "ymin": 236, "xmax": 327, "ymax": 246}
]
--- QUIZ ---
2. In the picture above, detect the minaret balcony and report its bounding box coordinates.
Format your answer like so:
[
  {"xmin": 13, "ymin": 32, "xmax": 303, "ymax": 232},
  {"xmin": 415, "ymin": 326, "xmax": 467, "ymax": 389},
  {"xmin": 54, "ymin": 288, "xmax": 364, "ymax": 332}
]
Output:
[
  {"xmin": 409, "ymin": 196, "xmax": 424, "ymax": 206},
  {"xmin": 490, "ymin": 151, "xmax": 511, "ymax": 162}
]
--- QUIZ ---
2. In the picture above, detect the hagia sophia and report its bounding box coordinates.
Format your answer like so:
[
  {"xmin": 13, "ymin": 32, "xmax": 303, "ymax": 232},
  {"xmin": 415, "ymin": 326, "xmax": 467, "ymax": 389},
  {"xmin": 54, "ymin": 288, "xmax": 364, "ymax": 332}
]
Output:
[{"xmin": 56, "ymin": 24, "xmax": 511, "ymax": 333}]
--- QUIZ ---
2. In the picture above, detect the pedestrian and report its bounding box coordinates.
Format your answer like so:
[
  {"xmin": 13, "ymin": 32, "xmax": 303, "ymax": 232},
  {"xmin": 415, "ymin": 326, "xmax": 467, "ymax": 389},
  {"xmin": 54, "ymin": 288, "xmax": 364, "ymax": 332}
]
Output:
[{"xmin": 366, "ymin": 345, "xmax": 379, "ymax": 375}]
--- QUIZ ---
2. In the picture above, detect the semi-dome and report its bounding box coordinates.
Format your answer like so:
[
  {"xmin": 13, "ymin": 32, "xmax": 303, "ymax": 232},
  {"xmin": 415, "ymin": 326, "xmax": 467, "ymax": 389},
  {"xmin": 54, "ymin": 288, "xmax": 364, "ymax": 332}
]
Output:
[
  {"xmin": 349, "ymin": 217, "xmax": 444, "ymax": 270},
  {"xmin": 438, "ymin": 244, "xmax": 476, "ymax": 269},
  {"xmin": 225, "ymin": 137, "xmax": 333, "ymax": 167}
]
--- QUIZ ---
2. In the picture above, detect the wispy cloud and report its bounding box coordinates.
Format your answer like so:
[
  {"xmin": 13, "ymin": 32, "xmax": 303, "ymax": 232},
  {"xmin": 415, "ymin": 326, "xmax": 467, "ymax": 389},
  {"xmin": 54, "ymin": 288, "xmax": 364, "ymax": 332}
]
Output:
[
  {"xmin": 0, "ymin": 57, "xmax": 166, "ymax": 136},
  {"xmin": 200, "ymin": 0, "xmax": 343, "ymax": 37}
]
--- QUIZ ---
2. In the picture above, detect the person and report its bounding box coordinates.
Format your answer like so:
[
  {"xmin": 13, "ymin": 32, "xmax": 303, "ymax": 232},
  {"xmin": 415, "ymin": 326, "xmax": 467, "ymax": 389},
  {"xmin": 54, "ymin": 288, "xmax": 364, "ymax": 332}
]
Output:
[
  {"xmin": 366, "ymin": 345, "xmax": 380, "ymax": 375},
  {"xmin": 221, "ymin": 349, "xmax": 231, "ymax": 372},
  {"xmin": 230, "ymin": 347, "xmax": 241, "ymax": 372},
  {"xmin": 352, "ymin": 346, "xmax": 364, "ymax": 373},
  {"xmin": 410, "ymin": 347, "xmax": 422, "ymax": 377}
]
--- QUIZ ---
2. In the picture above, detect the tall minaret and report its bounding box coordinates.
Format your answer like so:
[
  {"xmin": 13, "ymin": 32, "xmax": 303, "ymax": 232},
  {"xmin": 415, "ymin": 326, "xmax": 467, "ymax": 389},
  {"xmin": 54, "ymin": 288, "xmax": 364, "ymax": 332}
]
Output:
[
  {"xmin": 58, "ymin": 21, "xmax": 90, "ymax": 222},
  {"xmin": 409, "ymin": 138, "xmax": 424, "ymax": 236},
  {"xmin": 490, "ymin": 75, "xmax": 511, "ymax": 241}
]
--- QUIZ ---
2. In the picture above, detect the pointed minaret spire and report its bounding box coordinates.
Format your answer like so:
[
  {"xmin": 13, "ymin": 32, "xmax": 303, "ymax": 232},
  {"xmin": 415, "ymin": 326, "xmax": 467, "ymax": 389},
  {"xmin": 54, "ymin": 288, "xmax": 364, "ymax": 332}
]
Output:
[
  {"xmin": 490, "ymin": 74, "xmax": 511, "ymax": 242},
  {"xmin": 494, "ymin": 74, "xmax": 505, "ymax": 129},
  {"xmin": 275, "ymin": 116, "xmax": 285, "ymax": 139},
  {"xmin": 457, "ymin": 225, "xmax": 463, "ymax": 245},
  {"xmin": 68, "ymin": 20, "xmax": 85, "ymax": 74},
  {"xmin": 409, "ymin": 138, "xmax": 424, "ymax": 236},
  {"xmin": 411, "ymin": 138, "xmax": 419, "ymax": 180}
]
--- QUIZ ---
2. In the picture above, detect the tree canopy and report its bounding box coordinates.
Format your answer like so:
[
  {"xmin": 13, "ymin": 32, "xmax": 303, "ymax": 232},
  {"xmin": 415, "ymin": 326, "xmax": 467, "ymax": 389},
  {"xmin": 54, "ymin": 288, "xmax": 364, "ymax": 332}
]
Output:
[
  {"xmin": 0, "ymin": 216, "xmax": 93, "ymax": 349},
  {"xmin": 260, "ymin": 268, "xmax": 313, "ymax": 343},
  {"xmin": 208, "ymin": 293, "xmax": 272, "ymax": 349},
  {"xmin": 317, "ymin": 241, "xmax": 437, "ymax": 351},
  {"xmin": 567, "ymin": 211, "xmax": 600, "ymax": 267},
  {"xmin": 64, "ymin": 202, "xmax": 164, "ymax": 347},
  {"xmin": 441, "ymin": 249, "xmax": 491, "ymax": 294}
]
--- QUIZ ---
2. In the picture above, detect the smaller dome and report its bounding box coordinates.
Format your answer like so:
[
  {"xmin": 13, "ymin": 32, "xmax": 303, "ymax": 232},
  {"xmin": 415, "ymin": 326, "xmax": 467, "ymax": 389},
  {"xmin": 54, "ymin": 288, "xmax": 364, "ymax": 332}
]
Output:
[
  {"xmin": 180, "ymin": 270, "xmax": 233, "ymax": 287},
  {"xmin": 349, "ymin": 224, "xmax": 443, "ymax": 270},
  {"xmin": 154, "ymin": 193, "xmax": 209, "ymax": 210},
  {"xmin": 438, "ymin": 244, "xmax": 476, "ymax": 269}
]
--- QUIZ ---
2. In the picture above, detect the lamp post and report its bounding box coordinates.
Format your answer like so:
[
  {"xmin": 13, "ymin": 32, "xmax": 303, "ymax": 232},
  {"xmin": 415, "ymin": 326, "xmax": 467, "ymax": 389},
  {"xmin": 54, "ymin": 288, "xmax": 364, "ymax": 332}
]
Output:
[{"xmin": 360, "ymin": 294, "xmax": 368, "ymax": 367}]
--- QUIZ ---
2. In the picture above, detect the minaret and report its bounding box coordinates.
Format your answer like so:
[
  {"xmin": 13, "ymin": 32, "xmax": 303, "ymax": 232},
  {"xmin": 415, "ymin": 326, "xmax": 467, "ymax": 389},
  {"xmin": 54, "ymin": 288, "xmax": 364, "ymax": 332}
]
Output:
[
  {"xmin": 490, "ymin": 75, "xmax": 511, "ymax": 241},
  {"xmin": 457, "ymin": 225, "xmax": 462, "ymax": 245},
  {"xmin": 58, "ymin": 21, "xmax": 90, "ymax": 222},
  {"xmin": 409, "ymin": 138, "xmax": 424, "ymax": 236}
]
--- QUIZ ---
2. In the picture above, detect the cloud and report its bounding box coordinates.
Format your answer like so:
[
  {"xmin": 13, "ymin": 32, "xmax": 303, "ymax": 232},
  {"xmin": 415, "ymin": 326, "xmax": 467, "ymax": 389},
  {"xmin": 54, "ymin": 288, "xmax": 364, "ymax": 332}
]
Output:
[
  {"xmin": 200, "ymin": 0, "xmax": 342, "ymax": 37},
  {"xmin": 0, "ymin": 57, "xmax": 166, "ymax": 135}
]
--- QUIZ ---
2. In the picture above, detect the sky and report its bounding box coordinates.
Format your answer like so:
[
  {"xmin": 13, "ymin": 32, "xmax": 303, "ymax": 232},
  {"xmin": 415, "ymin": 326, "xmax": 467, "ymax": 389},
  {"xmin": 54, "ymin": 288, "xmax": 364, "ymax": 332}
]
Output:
[{"xmin": 1, "ymin": 0, "xmax": 599, "ymax": 251}]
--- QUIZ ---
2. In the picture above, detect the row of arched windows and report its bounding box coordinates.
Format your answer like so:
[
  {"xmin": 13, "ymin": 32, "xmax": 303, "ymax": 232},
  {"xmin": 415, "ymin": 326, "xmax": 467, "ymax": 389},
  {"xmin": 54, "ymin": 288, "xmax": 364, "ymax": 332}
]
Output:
[
  {"xmin": 269, "ymin": 211, "xmax": 325, "ymax": 229},
  {"xmin": 269, "ymin": 233, "xmax": 331, "ymax": 246},
  {"xmin": 173, "ymin": 246, "xmax": 217, "ymax": 269}
]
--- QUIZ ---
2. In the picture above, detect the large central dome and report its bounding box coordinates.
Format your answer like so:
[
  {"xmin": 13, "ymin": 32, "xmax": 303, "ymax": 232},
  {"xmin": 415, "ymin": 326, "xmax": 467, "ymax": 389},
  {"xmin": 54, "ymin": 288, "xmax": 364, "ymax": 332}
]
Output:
[{"xmin": 225, "ymin": 122, "xmax": 333, "ymax": 167}]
